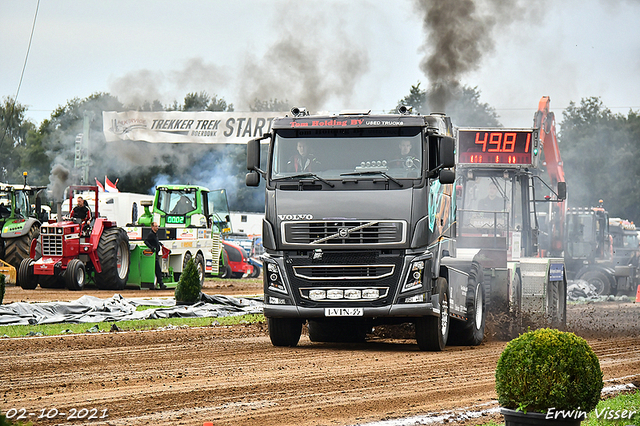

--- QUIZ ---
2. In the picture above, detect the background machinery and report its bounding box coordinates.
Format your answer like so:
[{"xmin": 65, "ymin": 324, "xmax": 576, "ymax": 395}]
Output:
[
  {"xmin": 19, "ymin": 185, "xmax": 130, "ymax": 291},
  {"xmin": 453, "ymin": 96, "xmax": 567, "ymax": 327},
  {"xmin": 565, "ymin": 204, "xmax": 640, "ymax": 296},
  {"xmin": 0, "ymin": 174, "xmax": 47, "ymax": 271},
  {"xmin": 126, "ymin": 184, "xmax": 226, "ymax": 288}
]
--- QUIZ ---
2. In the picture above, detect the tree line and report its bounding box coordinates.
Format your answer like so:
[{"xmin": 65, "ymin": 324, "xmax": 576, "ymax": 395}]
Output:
[{"xmin": 1, "ymin": 88, "xmax": 639, "ymax": 222}]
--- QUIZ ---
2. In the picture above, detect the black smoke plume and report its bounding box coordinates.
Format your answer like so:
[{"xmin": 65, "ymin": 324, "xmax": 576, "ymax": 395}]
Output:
[{"xmin": 415, "ymin": 0, "xmax": 537, "ymax": 111}]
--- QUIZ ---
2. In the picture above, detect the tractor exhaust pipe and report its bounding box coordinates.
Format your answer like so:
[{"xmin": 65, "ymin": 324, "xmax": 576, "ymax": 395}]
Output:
[{"xmin": 56, "ymin": 202, "xmax": 62, "ymax": 223}]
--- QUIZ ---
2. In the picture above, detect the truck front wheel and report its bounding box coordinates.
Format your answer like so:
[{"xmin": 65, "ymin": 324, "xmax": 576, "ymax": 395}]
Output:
[
  {"xmin": 415, "ymin": 277, "xmax": 450, "ymax": 351},
  {"xmin": 268, "ymin": 317, "xmax": 303, "ymax": 347}
]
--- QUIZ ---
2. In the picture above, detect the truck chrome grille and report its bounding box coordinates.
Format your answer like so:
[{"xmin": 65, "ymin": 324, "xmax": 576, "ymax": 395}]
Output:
[
  {"xmin": 282, "ymin": 220, "xmax": 405, "ymax": 245},
  {"xmin": 293, "ymin": 264, "xmax": 395, "ymax": 280},
  {"xmin": 42, "ymin": 235, "xmax": 63, "ymax": 256},
  {"xmin": 284, "ymin": 251, "xmax": 403, "ymax": 307}
]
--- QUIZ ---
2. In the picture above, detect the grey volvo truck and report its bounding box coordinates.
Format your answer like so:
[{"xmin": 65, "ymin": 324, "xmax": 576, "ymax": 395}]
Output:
[{"xmin": 246, "ymin": 108, "xmax": 485, "ymax": 350}]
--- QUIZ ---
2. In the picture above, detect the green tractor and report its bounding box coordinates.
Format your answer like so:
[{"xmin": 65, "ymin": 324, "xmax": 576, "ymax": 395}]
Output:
[
  {"xmin": 130, "ymin": 185, "xmax": 231, "ymax": 284},
  {"xmin": 0, "ymin": 178, "xmax": 48, "ymax": 270}
]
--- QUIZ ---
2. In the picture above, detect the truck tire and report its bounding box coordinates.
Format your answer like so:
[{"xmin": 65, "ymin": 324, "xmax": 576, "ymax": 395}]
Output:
[
  {"xmin": 175, "ymin": 252, "xmax": 205, "ymax": 285},
  {"xmin": 193, "ymin": 253, "xmax": 205, "ymax": 286},
  {"xmin": 308, "ymin": 319, "xmax": 369, "ymax": 343},
  {"xmin": 4, "ymin": 225, "xmax": 40, "ymax": 269},
  {"xmin": 95, "ymin": 227, "xmax": 130, "ymax": 290},
  {"xmin": 18, "ymin": 258, "xmax": 37, "ymax": 290},
  {"xmin": 449, "ymin": 264, "xmax": 485, "ymax": 346},
  {"xmin": 65, "ymin": 259, "xmax": 87, "ymax": 291},
  {"xmin": 415, "ymin": 277, "xmax": 450, "ymax": 351},
  {"xmin": 268, "ymin": 317, "xmax": 303, "ymax": 347},
  {"xmin": 249, "ymin": 265, "xmax": 261, "ymax": 278},
  {"xmin": 579, "ymin": 270, "xmax": 611, "ymax": 296},
  {"xmin": 220, "ymin": 264, "xmax": 233, "ymax": 279}
]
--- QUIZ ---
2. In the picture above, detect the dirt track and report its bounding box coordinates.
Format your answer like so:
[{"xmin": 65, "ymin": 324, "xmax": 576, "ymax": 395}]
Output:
[{"xmin": 1, "ymin": 280, "xmax": 639, "ymax": 426}]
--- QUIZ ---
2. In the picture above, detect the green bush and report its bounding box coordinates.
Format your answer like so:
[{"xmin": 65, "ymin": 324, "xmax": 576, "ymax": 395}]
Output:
[
  {"xmin": 0, "ymin": 273, "xmax": 5, "ymax": 305},
  {"xmin": 495, "ymin": 328, "xmax": 603, "ymax": 413},
  {"xmin": 174, "ymin": 258, "xmax": 201, "ymax": 304}
]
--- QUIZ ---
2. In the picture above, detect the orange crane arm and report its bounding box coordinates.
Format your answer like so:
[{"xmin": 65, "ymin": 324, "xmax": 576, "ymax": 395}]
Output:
[
  {"xmin": 534, "ymin": 96, "xmax": 566, "ymax": 256},
  {"xmin": 535, "ymin": 96, "xmax": 565, "ymax": 187}
]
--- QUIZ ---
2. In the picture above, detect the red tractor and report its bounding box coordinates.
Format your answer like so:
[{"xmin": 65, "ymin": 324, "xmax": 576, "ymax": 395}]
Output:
[{"xmin": 18, "ymin": 185, "xmax": 130, "ymax": 291}]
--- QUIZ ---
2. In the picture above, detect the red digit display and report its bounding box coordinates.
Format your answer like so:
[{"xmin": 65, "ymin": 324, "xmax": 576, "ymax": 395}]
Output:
[{"xmin": 458, "ymin": 129, "xmax": 534, "ymax": 165}]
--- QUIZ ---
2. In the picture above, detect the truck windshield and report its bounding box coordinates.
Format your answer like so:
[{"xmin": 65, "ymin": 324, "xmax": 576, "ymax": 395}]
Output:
[
  {"xmin": 157, "ymin": 190, "xmax": 197, "ymax": 215},
  {"xmin": 271, "ymin": 129, "xmax": 423, "ymax": 180}
]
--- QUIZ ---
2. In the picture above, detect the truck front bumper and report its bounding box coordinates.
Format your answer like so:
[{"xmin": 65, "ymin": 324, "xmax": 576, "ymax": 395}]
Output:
[{"xmin": 263, "ymin": 302, "xmax": 437, "ymax": 319}]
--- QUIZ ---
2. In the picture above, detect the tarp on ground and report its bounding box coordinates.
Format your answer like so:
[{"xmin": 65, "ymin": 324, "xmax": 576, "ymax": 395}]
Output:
[{"xmin": 0, "ymin": 294, "xmax": 263, "ymax": 326}]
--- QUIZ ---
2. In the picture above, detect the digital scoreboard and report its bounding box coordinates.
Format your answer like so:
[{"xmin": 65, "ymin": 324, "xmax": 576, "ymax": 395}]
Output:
[
  {"xmin": 458, "ymin": 129, "xmax": 536, "ymax": 165},
  {"xmin": 166, "ymin": 215, "xmax": 185, "ymax": 225}
]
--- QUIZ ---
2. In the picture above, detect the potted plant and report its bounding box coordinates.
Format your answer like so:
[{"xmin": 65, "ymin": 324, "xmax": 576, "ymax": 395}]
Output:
[
  {"xmin": 495, "ymin": 328, "xmax": 603, "ymax": 426},
  {"xmin": 174, "ymin": 258, "xmax": 202, "ymax": 305}
]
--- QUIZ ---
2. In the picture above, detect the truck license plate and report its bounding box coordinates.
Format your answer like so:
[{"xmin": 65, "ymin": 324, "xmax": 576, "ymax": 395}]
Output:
[{"xmin": 325, "ymin": 308, "xmax": 363, "ymax": 317}]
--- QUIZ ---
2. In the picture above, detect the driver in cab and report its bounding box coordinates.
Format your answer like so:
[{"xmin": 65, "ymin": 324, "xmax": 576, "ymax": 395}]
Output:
[
  {"xmin": 287, "ymin": 141, "xmax": 320, "ymax": 172},
  {"xmin": 391, "ymin": 140, "xmax": 420, "ymax": 169}
]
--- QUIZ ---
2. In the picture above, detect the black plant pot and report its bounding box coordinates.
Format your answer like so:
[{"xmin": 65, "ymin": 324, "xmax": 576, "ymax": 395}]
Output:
[{"xmin": 501, "ymin": 408, "xmax": 584, "ymax": 426}]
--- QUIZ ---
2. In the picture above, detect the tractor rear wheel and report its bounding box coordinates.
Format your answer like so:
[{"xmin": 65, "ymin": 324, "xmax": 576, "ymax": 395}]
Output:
[
  {"xmin": 18, "ymin": 258, "xmax": 37, "ymax": 290},
  {"xmin": 5, "ymin": 224, "xmax": 40, "ymax": 269},
  {"xmin": 95, "ymin": 227, "xmax": 130, "ymax": 290},
  {"xmin": 65, "ymin": 259, "xmax": 87, "ymax": 291}
]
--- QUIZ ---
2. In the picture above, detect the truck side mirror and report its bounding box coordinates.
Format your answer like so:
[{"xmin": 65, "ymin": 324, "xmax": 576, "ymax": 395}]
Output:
[
  {"xmin": 439, "ymin": 169, "xmax": 455, "ymax": 184},
  {"xmin": 246, "ymin": 171, "xmax": 260, "ymax": 187},
  {"xmin": 439, "ymin": 136, "xmax": 455, "ymax": 169},
  {"xmin": 247, "ymin": 138, "xmax": 261, "ymax": 171},
  {"xmin": 557, "ymin": 181, "xmax": 567, "ymax": 201}
]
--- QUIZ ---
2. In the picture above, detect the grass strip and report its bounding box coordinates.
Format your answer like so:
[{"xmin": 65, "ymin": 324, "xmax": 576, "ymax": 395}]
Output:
[{"xmin": 0, "ymin": 313, "xmax": 265, "ymax": 338}]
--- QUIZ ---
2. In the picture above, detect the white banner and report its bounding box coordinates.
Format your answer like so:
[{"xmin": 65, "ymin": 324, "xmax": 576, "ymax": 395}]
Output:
[{"xmin": 103, "ymin": 111, "xmax": 285, "ymax": 144}]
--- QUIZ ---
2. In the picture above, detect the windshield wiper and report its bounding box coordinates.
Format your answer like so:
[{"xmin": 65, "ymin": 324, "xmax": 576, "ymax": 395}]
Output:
[
  {"xmin": 273, "ymin": 173, "xmax": 335, "ymax": 188},
  {"xmin": 340, "ymin": 171, "xmax": 403, "ymax": 187}
]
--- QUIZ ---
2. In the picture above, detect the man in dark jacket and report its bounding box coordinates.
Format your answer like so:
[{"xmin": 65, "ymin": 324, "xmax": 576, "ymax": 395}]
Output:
[{"xmin": 144, "ymin": 222, "xmax": 167, "ymax": 290}]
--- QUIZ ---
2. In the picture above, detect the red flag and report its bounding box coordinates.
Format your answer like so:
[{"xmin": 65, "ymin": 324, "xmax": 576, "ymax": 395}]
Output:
[
  {"xmin": 105, "ymin": 176, "xmax": 119, "ymax": 193},
  {"xmin": 95, "ymin": 177, "xmax": 105, "ymax": 192}
]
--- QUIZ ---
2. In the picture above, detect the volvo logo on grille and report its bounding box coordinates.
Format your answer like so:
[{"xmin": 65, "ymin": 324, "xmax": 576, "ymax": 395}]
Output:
[
  {"xmin": 278, "ymin": 214, "xmax": 313, "ymax": 220},
  {"xmin": 338, "ymin": 228, "xmax": 349, "ymax": 238}
]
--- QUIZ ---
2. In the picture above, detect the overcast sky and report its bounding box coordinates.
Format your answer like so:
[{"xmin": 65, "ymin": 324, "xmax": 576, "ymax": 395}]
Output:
[{"xmin": 2, "ymin": 0, "xmax": 639, "ymax": 128}]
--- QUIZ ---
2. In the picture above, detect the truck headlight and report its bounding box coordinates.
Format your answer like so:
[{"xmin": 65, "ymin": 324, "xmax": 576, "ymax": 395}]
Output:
[
  {"xmin": 266, "ymin": 261, "xmax": 287, "ymax": 294},
  {"xmin": 401, "ymin": 260, "xmax": 424, "ymax": 292}
]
